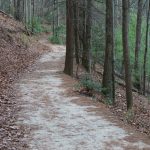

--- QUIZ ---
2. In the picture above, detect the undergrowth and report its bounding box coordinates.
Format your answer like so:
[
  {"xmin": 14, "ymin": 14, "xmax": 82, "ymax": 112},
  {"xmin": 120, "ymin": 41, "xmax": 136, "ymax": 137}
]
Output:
[
  {"xmin": 26, "ymin": 17, "xmax": 51, "ymax": 34},
  {"xmin": 76, "ymin": 74, "xmax": 101, "ymax": 94},
  {"xmin": 48, "ymin": 25, "xmax": 66, "ymax": 44},
  {"xmin": 49, "ymin": 35, "xmax": 61, "ymax": 44}
]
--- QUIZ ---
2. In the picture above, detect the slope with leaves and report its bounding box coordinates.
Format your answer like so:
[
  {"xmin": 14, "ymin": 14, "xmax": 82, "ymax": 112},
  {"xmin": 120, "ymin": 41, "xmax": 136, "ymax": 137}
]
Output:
[{"xmin": 0, "ymin": 12, "xmax": 49, "ymax": 149}]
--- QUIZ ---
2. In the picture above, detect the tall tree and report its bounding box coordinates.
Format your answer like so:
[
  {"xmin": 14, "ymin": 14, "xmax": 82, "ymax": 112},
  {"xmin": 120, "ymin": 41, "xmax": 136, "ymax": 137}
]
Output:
[
  {"xmin": 85, "ymin": 0, "xmax": 92, "ymax": 72},
  {"xmin": 134, "ymin": 0, "xmax": 143, "ymax": 70},
  {"xmin": 143, "ymin": 0, "xmax": 150, "ymax": 95},
  {"xmin": 102, "ymin": 0, "xmax": 115, "ymax": 103},
  {"xmin": 82, "ymin": 0, "xmax": 92, "ymax": 72},
  {"xmin": 64, "ymin": 0, "xmax": 74, "ymax": 76},
  {"xmin": 52, "ymin": 0, "xmax": 56, "ymax": 36},
  {"xmin": 31, "ymin": 0, "xmax": 35, "ymax": 32},
  {"xmin": 73, "ymin": 0, "xmax": 80, "ymax": 65},
  {"xmin": 122, "ymin": 0, "xmax": 133, "ymax": 110},
  {"xmin": 56, "ymin": 0, "xmax": 59, "ymax": 27},
  {"xmin": 134, "ymin": 0, "xmax": 143, "ymax": 89},
  {"xmin": 14, "ymin": 0, "xmax": 22, "ymax": 21}
]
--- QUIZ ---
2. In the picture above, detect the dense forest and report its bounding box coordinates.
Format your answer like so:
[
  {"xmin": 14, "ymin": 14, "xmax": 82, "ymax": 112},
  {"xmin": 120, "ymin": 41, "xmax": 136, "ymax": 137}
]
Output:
[
  {"xmin": 64, "ymin": 0, "xmax": 150, "ymax": 111},
  {"xmin": 0, "ymin": 0, "xmax": 150, "ymax": 149}
]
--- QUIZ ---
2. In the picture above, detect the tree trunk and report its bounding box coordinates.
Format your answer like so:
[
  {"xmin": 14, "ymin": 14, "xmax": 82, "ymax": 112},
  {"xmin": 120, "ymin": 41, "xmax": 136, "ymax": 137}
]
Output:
[
  {"xmin": 134, "ymin": 0, "xmax": 143, "ymax": 70},
  {"xmin": 14, "ymin": 0, "xmax": 22, "ymax": 21},
  {"xmin": 53, "ymin": 0, "xmax": 56, "ymax": 36},
  {"xmin": 56, "ymin": 0, "xmax": 59, "ymax": 27},
  {"xmin": 143, "ymin": 0, "xmax": 150, "ymax": 95},
  {"xmin": 122, "ymin": 0, "xmax": 133, "ymax": 110},
  {"xmin": 102, "ymin": 0, "xmax": 115, "ymax": 103},
  {"xmin": 134, "ymin": 0, "xmax": 143, "ymax": 90},
  {"xmin": 82, "ymin": 0, "xmax": 92, "ymax": 72},
  {"xmin": 32, "ymin": 0, "xmax": 35, "ymax": 32},
  {"xmin": 73, "ymin": 0, "xmax": 80, "ymax": 64},
  {"xmin": 82, "ymin": 0, "xmax": 87, "ymax": 70},
  {"xmin": 64, "ymin": 0, "xmax": 74, "ymax": 76}
]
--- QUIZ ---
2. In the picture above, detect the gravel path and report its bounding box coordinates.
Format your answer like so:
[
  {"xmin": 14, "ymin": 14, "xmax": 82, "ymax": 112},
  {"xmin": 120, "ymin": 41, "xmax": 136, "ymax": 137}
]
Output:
[{"xmin": 16, "ymin": 40, "xmax": 150, "ymax": 150}]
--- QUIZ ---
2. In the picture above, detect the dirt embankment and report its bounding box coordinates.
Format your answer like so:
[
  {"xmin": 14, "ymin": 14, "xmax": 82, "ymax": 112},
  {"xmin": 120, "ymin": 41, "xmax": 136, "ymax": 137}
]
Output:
[{"xmin": 0, "ymin": 12, "xmax": 49, "ymax": 149}]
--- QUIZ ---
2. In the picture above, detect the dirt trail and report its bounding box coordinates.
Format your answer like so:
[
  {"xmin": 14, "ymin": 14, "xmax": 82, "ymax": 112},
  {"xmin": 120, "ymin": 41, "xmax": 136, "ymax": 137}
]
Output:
[{"xmin": 16, "ymin": 39, "xmax": 150, "ymax": 150}]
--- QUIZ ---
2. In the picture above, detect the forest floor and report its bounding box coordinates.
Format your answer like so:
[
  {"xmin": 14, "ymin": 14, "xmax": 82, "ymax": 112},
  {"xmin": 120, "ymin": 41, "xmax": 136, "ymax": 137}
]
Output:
[
  {"xmin": 0, "ymin": 12, "xmax": 49, "ymax": 149},
  {"xmin": 14, "ymin": 38, "xmax": 150, "ymax": 150}
]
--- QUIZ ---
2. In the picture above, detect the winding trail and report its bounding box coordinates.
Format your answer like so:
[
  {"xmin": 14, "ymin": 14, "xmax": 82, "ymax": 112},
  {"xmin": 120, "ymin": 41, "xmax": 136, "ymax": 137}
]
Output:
[{"xmin": 16, "ymin": 39, "xmax": 150, "ymax": 150}]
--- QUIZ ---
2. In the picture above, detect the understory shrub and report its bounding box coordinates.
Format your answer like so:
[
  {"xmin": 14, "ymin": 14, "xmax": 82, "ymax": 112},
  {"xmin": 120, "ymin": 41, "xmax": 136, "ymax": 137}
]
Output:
[
  {"xmin": 48, "ymin": 35, "xmax": 61, "ymax": 44},
  {"xmin": 27, "ymin": 17, "xmax": 43, "ymax": 33},
  {"xmin": 26, "ymin": 17, "xmax": 53, "ymax": 34},
  {"xmin": 48, "ymin": 25, "xmax": 66, "ymax": 44},
  {"xmin": 79, "ymin": 74, "xmax": 101, "ymax": 93}
]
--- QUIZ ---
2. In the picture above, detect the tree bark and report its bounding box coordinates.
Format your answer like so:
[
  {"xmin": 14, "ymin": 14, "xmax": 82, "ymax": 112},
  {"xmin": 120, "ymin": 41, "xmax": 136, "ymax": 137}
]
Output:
[
  {"xmin": 143, "ymin": 0, "xmax": 150, "ymax": 95},
  {"xmin": 134, "ymin": 0, "xmax": 143, "ymax": 90},
  {"xmin": 122, "ymin": 0, "xmax": 133, "ymax": 110},
  {"xmin": 53, "ymin": 0, "xmax": 55, "ymax": 36},
  {"xmin": 102, "ymin": 0, "xmax": 115, "ymax": 103},
  {"xmin": 82, "ymin": 0, "xmax": 92, "ymax": 72},
  {"xmin": 64, "ymin": 0, "xmax": 74, "ymax": 76},
  {"xmin": 134, "ymin": 0, "xmax": 143, "ymax": 71},
  {"xmin": 73, "ymin": 0, "xmax": 80, "ymax": 64},
  {"xmin": 32, "ymin": 0, "xmax": 35, "ymax": 32},
  {"xmin": 14, "ymin": 0, "xmax": 22, "ymax": 21}
]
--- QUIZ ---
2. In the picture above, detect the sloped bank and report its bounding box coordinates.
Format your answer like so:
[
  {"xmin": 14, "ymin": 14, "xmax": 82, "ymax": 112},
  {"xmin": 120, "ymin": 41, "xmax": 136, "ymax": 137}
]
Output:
[{"xmin": 0, "ymin": 12, "xmax": 49, "ymax": 149}]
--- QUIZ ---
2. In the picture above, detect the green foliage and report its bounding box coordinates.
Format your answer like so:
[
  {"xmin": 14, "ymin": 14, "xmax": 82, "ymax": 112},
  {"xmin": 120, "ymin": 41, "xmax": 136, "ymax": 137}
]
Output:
[
  {"xmin": 48, "ymin": 25, "xmax": 66, "ymax": 44},
  {"xmin": 114, "ymin": 13, "xmax": 147, "ymax": 74},
  {"xmin": 31, "ymin": 17, "xmax": 43, "ymax": 33},
  {"xmin": 27, "ymin": 17, "xmax": 46, "ymax": 33},
  {"xmin": 48, "ymin": 35, "xmax": 61, "ymax": 44},
  {"xmin": 101, "ymin": 87, "xmax": 109, "ymax": 96},
  {"xmin": 133, "ymin": 71, "xmax": 141, "ymax": 90},
  {"xmin": 79, "ymin": 74, "xmax": 101, "ymax": 92},
  {"xmin": 42, "ymin": 26, "xmax": 51, "ymax": 33},
  {"xmin": 114, "ymin": 14, "xmax": 137, "ymax": 72},
  {"xmin": 114, "ymin": 26, "xmax": 123, "ymax": 72},
  {"xmin": 92, "ymin": 23, "xmax": 105, "ymax": 64},
  {"xmin": 91, "ymin": 12, "xmax": 150, "ymax": 95},
  {"xmin": 55, "ymin": 25, "xmax": 66, "ymax": 36},
  {"xmin": 44, "ymin": 12, "xmax": 53, "ymax": 24},
  {"xmin": 114, "ymin": 13, "xmax": 150, "ymax": 91},
  {"xmin": 104, "ymin": 98, "xmax": 113, "ymax": 105},
  {"xmin": 101, "ymin": 86, "xmax": 114, "ymax": 105}
]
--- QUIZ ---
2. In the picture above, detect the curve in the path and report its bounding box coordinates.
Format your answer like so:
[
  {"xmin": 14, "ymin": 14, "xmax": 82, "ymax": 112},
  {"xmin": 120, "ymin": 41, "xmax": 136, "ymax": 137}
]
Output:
[{"xmin": 16, "ymin": 42, "xmax": 150, "ymax": 150}]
